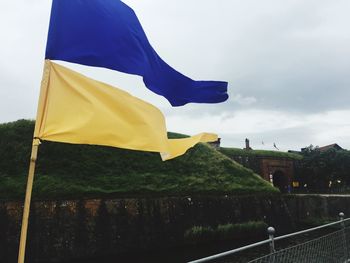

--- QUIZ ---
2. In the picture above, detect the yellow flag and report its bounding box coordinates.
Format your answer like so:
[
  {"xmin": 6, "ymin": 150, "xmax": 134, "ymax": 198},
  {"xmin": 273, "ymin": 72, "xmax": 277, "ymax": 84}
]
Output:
[{"xmin": 34, "ymin": 60, "xmax": 217, "ymax": 160}]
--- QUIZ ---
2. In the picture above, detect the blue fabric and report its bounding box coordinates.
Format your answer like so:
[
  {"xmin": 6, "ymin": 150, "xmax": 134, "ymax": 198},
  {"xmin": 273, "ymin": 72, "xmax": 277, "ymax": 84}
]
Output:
[{"xmin": 45, "ymin": 0, "xmax": 228, "ymax": 106}]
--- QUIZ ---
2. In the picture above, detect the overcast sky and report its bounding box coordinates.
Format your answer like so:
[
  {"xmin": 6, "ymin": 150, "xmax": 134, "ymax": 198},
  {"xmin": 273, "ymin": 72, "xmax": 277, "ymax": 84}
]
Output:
[{"xmin": 1, "ymin": 0, "xmax": 350, "ymax": 151}]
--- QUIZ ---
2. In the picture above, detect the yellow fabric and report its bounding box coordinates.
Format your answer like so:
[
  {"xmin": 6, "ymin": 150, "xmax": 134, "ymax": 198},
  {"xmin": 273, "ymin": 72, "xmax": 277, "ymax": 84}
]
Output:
[
  {"xmin": 160, "ymin": 133, "xmax": 218, "ymax": 160},
  {"xmin": 34, "ymin": 60, "xmax": 218, "ymax": 160}
]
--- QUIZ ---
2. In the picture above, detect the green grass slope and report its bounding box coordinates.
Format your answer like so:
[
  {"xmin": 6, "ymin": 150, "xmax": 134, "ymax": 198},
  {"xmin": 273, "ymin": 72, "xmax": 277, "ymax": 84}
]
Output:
[
  {"xmin": 0, "ymin": 120, "xmax": 278, "ymax": 200},
  {"xmin": 219, "ymin": 147, "xmax": 302, "ymax": 160}
]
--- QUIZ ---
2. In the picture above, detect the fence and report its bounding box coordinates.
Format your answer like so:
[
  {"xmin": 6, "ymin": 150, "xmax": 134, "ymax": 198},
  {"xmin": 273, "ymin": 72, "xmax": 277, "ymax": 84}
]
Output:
[{"xmin": 188, "ymin": 213, "xmax": 350, "ymax": 263}]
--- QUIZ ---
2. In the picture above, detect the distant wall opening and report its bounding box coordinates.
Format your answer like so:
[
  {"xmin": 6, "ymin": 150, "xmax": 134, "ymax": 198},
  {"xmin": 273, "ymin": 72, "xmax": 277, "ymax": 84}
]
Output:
[{"xmin": 273, "ymin": 170, "xmax": 288, "ymax": 193}]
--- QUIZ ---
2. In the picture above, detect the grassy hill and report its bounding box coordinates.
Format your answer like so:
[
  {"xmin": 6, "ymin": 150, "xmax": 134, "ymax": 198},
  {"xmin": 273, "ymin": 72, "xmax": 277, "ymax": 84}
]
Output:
[
  {"xmin": 219, "ymin": 147, "xmax": 303, "ymax": 160},
  {"xmin": 0, "ymin": 120, "xmax": 278, "ymax": 200}
]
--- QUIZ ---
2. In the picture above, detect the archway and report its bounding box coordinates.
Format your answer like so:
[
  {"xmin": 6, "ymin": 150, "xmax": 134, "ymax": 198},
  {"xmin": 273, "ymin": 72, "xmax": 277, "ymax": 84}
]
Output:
[{"xmin": 273, "ymin": 170, "xmax": 289, "ymax": 193}]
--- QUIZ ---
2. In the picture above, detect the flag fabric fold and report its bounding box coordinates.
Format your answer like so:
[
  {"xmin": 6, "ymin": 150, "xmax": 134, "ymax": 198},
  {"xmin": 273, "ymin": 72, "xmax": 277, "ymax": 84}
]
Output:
[
  {"xmin": 45, "ymin": 0, "xmax": 228, "ymax": 106},
  {"xmin": 34, "ymin": 60, "xmax": 218, "ymax": 161}
]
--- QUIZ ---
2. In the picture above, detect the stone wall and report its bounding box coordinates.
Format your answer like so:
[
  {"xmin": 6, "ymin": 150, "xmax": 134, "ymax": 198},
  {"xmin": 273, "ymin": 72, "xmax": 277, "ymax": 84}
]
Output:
[
  {"xmin": 3, "ymin": 194, "xmax": 348, "ymax": 262},
  {"xmin": 284, "ymin": 194, "xmax": 350, "ymax": 221},
  {"xmin": 0, "ymin": 195, "xmax": 292, "ymax": 263}
]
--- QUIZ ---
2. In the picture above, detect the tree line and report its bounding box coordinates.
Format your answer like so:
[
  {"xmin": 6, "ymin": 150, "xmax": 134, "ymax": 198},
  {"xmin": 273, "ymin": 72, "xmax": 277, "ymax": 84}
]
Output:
[{"xmin": 295, "ymin": 146, "xmax": 350, "ymax": 192}]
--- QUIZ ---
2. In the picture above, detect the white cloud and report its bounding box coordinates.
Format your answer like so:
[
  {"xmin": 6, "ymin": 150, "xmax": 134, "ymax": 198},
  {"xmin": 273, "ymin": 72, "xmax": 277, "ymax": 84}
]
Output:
[
  {"xmin": 0, "ymin": 0, "xmax": 349, "ymax": 151},
  {"xmin": 231, "ymin": 94, "xmax": 257, "ymax": 106},
  {"xmin": 165, "ymin": 109, "xmax": 350, "ymax": 151}
]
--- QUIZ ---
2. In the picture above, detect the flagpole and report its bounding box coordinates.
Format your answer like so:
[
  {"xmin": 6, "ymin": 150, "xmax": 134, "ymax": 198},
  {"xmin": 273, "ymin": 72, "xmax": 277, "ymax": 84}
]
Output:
[
  {"xmin": 17, "ymin": 59, "xmax": 49, "ymax": 263},
  {"xmin": 17, "ymin": 139, "xmax": 40, "ymax": 263}
]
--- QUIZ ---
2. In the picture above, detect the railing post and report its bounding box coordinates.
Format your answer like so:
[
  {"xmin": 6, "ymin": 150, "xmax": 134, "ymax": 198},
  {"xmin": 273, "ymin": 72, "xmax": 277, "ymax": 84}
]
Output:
[
  {"xmin": 339, "ymin": 212, "xmax": 348, "ymax": 261},
  {"xmin": 268, "ymin": 227, "xmax": 276, "ymax": 253},
  {"xmin": 268, "ymin": 227, "xmax": 276, "ymax": 263}
]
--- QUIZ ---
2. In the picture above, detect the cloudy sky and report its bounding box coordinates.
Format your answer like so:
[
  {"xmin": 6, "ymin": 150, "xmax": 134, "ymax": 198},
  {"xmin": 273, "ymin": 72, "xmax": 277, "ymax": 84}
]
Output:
[{"xmin": 1, "ymin": 0, "xmax": 350, "ymax": 151}]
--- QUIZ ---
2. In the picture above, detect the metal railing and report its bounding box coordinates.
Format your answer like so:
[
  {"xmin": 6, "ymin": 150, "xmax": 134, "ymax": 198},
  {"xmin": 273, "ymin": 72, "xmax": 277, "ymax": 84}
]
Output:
[{"xmin": 188, "ymin": 212, "xmax": 350, "ymax": 263}]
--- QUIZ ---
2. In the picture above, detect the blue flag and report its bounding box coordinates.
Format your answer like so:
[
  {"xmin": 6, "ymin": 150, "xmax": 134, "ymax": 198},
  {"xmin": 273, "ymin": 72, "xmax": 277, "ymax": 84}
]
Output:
[{"xmin": 45, "ymin": 0, "xmax": 228, "ymax": 106}]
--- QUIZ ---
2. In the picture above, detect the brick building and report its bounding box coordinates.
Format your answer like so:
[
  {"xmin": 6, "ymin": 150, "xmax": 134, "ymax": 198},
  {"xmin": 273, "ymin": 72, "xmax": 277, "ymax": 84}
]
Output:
[{"xmin": 217, "ymin": 139, "xmax": 301, "ymax": 193}]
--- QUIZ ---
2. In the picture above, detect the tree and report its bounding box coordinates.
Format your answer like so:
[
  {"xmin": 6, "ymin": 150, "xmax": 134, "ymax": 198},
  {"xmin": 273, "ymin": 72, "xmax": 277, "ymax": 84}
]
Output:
[{"xmin": 296, "ymin": 145, "xmax": 350, "ymax": 191}]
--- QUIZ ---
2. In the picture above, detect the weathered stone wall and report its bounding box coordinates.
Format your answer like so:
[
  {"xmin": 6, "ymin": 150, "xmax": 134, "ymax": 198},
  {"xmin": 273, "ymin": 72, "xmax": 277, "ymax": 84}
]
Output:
[
  {"xmin": 0, "ymin": 195, "xmax": 292, "ymax": 263},
  {"xmin": 284, "ymin": 194, "xmax": 350, "ymax": 221},
  {"xmin": 3, "ymin": 194, "xmax": 347, "ymax": 263}
]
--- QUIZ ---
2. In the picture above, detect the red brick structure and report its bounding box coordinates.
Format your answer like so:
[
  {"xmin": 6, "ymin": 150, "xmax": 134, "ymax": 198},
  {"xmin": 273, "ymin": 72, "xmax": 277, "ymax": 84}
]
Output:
[
  {"xmin": 318, "ymin": 143, "xmax": 343, "ymax": 152},
  {"xmin": 218, "ymin": 139, "xmax": 298, "ymax": 193},
  {"xmin": 260, "ymin": 157, "xmax": 295, "ymax": 193}
]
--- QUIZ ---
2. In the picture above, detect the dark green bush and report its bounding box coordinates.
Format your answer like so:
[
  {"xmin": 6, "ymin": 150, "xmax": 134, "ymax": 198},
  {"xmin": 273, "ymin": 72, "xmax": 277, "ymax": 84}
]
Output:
[
  {"xmin": 217, "ymin": 221, "xmax": 268, "ymax": 240},
  {"xmin": 184, "ymin": 221, "xmax": 268, "ymax": 244},
  {"xmin": 184, "ymin": 226, "xmax": 215, "ymax": 244}
]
